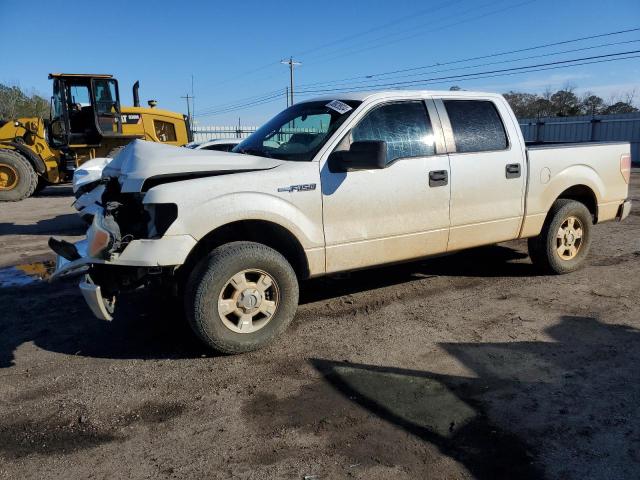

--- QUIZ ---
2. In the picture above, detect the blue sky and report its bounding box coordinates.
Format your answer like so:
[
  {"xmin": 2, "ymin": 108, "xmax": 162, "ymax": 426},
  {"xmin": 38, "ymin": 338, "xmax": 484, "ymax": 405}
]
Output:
[{"xmin": 1, "ymin": 0, "xmax": 639, "ymax": 125}]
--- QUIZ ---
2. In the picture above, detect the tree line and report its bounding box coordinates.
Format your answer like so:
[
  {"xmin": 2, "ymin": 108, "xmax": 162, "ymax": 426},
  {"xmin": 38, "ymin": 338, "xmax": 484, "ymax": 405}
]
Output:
[
  {"xmin": 0, "ymin": 83, "xmax": 50, "ymax": 121},
  {"xmin": 501, "ymin": 86, "xmax": 638, "ymax": 118}
]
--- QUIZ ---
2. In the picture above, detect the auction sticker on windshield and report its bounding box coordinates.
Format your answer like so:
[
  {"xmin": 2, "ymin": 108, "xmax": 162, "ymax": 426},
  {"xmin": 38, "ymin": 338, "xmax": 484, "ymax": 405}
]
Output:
[{"xmin": 326, "ymin": 100, "xmax": 352, "ymax": 114}]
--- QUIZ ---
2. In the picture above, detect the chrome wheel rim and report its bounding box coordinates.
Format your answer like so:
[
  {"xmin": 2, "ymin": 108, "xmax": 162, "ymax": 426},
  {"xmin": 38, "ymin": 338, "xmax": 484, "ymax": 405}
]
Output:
[
  {"xmin": 0, "ymin": 163, "xmax": 18, "ymax": 190},
  {"xmin": 217, "ymin": 269, "xmax": 279, "ymax": 333},
  {"xmin": 556, "ymin": 216, "xmax": 584, "ymax": 260}
]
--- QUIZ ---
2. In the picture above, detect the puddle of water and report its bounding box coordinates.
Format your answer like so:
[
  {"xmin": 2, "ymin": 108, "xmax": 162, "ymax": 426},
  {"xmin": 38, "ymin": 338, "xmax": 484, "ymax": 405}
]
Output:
[{"xmin": 0, "ymin": 261, "xmax": 55, "ymax": 287}]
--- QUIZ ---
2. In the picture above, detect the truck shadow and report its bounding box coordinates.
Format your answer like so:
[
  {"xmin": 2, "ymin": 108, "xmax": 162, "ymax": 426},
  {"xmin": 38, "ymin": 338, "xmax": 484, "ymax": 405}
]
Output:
[
  {"xmin": 300, "ymin": 242, "xmax": 534, "ymax": 304},
  {"xmin": 0, "ymin": 243, "xmax": 536, "ymax": 368},
  {"xmin": 307, "ymin": 316, "xmax": 640, "ymax": 479}
]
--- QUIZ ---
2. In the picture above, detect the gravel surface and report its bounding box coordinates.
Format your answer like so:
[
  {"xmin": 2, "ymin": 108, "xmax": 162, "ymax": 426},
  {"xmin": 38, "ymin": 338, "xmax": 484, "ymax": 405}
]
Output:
[{"xmin": 0, "ymin": 174, "xmax": 638, "ymax": 479}]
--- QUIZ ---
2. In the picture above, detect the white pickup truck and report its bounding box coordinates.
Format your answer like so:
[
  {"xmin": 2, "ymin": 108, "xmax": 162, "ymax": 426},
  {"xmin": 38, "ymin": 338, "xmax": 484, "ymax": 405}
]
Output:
[{"xmin": 50, "ymin": 90, "xmax": 632, "ymax": 353}]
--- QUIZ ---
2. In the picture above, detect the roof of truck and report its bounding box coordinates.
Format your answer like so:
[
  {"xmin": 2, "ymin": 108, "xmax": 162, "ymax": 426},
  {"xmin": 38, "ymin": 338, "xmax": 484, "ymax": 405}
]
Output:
[{"xmin": 306, "ymin": 90, "xmax": 503, "ymax": 102}]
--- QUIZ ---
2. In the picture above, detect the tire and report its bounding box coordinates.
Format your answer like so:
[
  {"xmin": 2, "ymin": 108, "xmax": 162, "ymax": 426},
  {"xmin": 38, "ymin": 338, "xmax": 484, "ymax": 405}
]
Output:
[
  {"xmin": 106, "ymin": 145, "xmax": 126, "ymax": 158},
  {"xmin": 185, "ymin": 241, "xmax": 299, "ymax": 354},
  {"xmin": 528, "ymin": 199, "xmax": 593, "ymax": 274},
  {"xmin": 0, "ymin": 149, "xmax": 38, "ymax": 202}
]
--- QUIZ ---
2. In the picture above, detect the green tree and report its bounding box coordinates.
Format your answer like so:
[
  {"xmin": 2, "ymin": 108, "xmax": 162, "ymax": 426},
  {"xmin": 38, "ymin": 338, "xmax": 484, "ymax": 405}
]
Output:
[
  {"xmin": 580, "ymin": 94, "xmax": 605, "ymax": 115},
  {"xmin": 550, "ymin": 89, "xmax": 581, "ymax": 116},
  {"xmin": 0, "ymin": 83, "xmax": 50, "ymax": 121},
  {"xmin": 602, "ymin": 102, "xmax": 638, "ymax": 115}
]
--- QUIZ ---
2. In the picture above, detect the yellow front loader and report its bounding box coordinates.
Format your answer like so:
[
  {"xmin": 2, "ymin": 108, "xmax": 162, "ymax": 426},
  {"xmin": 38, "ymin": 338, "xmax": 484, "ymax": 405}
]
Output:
[{"xmin": 0, "ymin": 73, "xmax": 191, "ymax": 201}]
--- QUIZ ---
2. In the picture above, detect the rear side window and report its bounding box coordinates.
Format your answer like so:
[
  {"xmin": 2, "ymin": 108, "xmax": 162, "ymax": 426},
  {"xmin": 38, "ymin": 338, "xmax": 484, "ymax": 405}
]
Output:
[
  {"xmin": 443, "ymin": 100, "xmax": 508, "ymax": 153},
  {"xmin": 352, "ymin": 101, "xmax": 436, "ymax": 164}
]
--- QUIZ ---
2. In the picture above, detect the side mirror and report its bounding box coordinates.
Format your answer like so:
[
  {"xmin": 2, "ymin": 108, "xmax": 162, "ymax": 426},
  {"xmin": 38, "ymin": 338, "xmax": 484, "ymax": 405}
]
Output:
[{"xmin": 328, "ymin": 141, "xmax": 387, "ymax": 172}]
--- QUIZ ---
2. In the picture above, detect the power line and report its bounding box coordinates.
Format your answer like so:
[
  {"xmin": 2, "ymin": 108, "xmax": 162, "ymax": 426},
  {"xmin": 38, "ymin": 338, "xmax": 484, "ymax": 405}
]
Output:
[
  {"xmin": 198, "ymin": 0, "xmax": 532, "ymax": 100},
  {"xmin": 195, "ymin": 88, "xmax": 284, "ymax": 116},
  {"xmin": 196, "ymin": 52, "xmax": 640, "ymax": 118},
  {"xmin": 195, "ymin": 91, "xmax": 285, "ymax": 117},
  {"xmin": 296, "ymin": 50, "xmax": 640, "ymax": 94},
  {"xmin": 298, "ymin": 27, "xmax": 640, "ymax": 89},
  {"xmin": 304, "ymin": 0, "xmax": 537, "ymax": 65},
  {"xmin": 196, "ymin": 29, "xmax": 640, "ymax": 117},
  {"xmin": 194, "ymin": 27, "xmax": 640, "ymax": 118},
  {"xmin": 202, "ymin": 0, "xmax": 468, "ymax": 89},
  {"xmin": 297, "ymin": 38, "xmax": 640, "ymax": 91},
  {"xmin": 291, "ymin": 54, "xmax": 640, "ymax": 100},
  {"xmin": 291, "ymin": 0, "xmax": 467, "ymax": 60}
]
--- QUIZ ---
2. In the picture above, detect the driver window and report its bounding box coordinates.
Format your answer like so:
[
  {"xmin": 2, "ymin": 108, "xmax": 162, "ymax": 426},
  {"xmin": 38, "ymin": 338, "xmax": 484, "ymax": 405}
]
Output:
[{"xmin": 351, "ymin": 101, "xmax": 436, "ymax": 164}]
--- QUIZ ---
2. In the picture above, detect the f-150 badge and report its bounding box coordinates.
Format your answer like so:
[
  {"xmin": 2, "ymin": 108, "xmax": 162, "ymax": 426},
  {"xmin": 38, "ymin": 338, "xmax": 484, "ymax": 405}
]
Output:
[{"xmin": 278, "ymin": 183, "xmax": 317, "ymax": 193}]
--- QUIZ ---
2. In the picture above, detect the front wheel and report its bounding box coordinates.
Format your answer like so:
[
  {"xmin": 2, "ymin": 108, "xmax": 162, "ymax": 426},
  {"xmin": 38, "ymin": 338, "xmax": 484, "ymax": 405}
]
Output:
[
  {"xmin": 185, "ymin": 241, "xmax": 299, "ymax": 354},
  {"xmin": 528, "ymin": 199, "xmax": 593, "ymax": 274}
]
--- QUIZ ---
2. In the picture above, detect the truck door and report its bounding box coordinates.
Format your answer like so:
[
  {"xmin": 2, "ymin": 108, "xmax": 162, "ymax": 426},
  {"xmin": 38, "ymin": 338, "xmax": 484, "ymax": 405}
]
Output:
[
  {"xmin": 321, "ymin": 99, "xmax": 451, "ymax": 273},
  {"xmin": 435, "ymin": 98, "xmax": 527, "ymax": 251}
]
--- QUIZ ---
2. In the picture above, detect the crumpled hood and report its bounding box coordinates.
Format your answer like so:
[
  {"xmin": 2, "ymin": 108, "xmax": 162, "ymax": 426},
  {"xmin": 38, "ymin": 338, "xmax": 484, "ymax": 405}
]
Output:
[{"xmin": 103, "ymin": 140, "xmax": 284, "ymax": 192}]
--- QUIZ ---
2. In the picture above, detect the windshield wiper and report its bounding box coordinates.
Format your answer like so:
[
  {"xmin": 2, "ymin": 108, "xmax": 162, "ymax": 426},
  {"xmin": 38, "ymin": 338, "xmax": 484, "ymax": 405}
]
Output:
[{"xmin": 237, "ymin": 147, "xmax": 272, "ymax": 158}]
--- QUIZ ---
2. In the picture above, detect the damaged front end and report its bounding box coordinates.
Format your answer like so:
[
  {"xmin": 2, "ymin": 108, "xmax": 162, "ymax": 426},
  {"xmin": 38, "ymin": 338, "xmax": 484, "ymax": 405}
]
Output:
[{"xmin": 49, "ymin": 177, "xmax": 186, "ymax": 321}]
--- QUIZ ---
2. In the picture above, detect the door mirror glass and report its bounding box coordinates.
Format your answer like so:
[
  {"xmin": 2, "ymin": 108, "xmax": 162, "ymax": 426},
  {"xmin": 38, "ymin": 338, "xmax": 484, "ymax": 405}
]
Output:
[{"xmin": 328, "ymin": 141, "xmax": 387, "ymax": 172}]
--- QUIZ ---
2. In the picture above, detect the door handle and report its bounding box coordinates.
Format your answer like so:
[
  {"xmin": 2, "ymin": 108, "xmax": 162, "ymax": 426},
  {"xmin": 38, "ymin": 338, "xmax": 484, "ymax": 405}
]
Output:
[
  {"xmin": 505, "ymin": 163, "xmax": 521, "ymax": 179},
  {"xmin": 429, "ymin": 170, "xmax": 448, "ymax": 187}
]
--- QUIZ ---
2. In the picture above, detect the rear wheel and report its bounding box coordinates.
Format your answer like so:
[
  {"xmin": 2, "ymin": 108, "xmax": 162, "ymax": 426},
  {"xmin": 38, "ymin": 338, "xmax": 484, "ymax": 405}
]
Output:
[
  {"xmin": 528, "ymin": 199, "xmax": 593, "ymax": 274},
  {"xmin": 185, "ymin": 241, "xmax": 299, "ymax": 354},
  {"xmin": 0, "ymin": 149, "xmax": 38, "ymax": 202}
]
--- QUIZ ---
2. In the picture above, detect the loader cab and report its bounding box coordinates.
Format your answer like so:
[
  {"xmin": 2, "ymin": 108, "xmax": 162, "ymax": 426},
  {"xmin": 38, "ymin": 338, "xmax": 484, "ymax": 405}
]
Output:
[{"xmin": 48, "ymin": 73, "xmax": 122, "ymax": 147}]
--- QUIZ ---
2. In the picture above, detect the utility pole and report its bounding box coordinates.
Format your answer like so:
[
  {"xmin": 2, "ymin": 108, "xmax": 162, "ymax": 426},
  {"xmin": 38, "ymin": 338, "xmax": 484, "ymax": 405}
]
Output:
[
  {"xmin": 285, "ymin": 87, "xmax": 289, "ymax": 108},
  {"xmin": 281, "ymin": 57, "xmax": 301, "ymax": 105},
  {"xmin": 191, "ymin": 74, "xmax": 195, "ymax": 121}
]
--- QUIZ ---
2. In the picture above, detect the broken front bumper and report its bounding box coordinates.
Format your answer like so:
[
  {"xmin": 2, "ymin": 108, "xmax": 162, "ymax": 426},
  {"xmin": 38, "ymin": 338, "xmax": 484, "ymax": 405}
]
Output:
[
  {"xmin": 50, "ymin": 229, "xmax": 197, "ymax": 321},
  {"xmin": 50, "ymin": 235, "xmax": 198, "ymax": 281}
]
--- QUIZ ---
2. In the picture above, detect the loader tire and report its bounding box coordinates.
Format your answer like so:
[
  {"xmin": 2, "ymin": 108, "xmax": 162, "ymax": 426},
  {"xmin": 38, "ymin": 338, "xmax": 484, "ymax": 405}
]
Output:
[
  {"xmin": 185, "ymin": 241, "xmax": 299, "ymax": 354},
  {"xmin": 528, "ymin": 199, "xmax": 593, "ymax": 274},
  {"xmin": 0, "ymin": 149, "xmax": 38, "ymax": 202}
]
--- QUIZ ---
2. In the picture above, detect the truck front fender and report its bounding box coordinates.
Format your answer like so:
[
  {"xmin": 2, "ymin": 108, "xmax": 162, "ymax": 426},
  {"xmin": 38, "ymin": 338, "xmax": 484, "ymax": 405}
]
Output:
[{"xmin": 169, "ymin": 191, "xmax": 324, "ymax": 249}]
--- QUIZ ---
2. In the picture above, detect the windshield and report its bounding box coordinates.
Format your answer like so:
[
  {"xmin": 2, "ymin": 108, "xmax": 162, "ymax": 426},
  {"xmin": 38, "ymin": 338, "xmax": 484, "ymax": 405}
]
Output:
[{"xmin": 232, "ymin": 100, "xmax": 361, "ymax": 161}]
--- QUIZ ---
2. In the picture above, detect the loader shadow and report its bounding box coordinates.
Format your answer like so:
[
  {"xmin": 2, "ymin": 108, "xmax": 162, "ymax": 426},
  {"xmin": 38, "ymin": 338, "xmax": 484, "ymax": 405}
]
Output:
[
  {"xmin": 34, "ymin": 185, "xmax": 75, "ymax": 197},
  {"xmin": 308, "ymin": 316, "xmax": 640, "ymax": 479},
  {"xmin": 0, "ymin": 214, "xmax": 85, "ymax": 236}
]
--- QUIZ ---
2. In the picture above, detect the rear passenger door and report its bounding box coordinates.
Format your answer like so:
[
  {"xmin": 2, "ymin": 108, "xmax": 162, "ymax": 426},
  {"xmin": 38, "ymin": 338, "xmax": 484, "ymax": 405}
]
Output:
[{"xmin": 436, "ymin": 98, "xmax": 526, "ymax": 251}]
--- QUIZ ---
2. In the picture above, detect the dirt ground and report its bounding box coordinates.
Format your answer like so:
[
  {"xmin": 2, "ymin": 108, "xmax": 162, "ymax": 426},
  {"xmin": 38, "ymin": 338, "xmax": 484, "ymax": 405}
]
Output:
[{"xmin": 0, "ymin": 175, "xmax": 639, "ymax": 480}]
